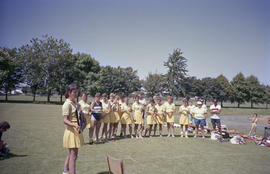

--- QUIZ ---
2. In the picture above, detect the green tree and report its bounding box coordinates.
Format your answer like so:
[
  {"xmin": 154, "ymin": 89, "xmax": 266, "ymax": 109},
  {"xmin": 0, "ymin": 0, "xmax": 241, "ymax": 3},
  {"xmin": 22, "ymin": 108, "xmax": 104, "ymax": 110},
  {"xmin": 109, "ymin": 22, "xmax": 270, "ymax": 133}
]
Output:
[
  {"xmin": 19, "ymin": 38, "xmax": 46, "ymax": 102},
  {"xmin": 143, "ymin": 73, "xmax": 165, "ymax": 97},
  {"xmin": 216, "ymin": 74, "xmax": 232, "ymax": 107},
  {"xmin": 246, "ymin": 75, "xmax": 265, "ymax": 108},
  {"xmin": 164, "ymin": 49, "xmax": 188, "ymax": 97},
  {"xmin": 184, "ymin": 76, "xmax": 204, "ymax": 98},
  {"xmin": 230, "ymin": 72, "xmax": 248, "ymax": 108},
  {"xmin": 263, "ymin": 85, "xmax": 270, "ymax": 109},
  {"xmin": 201, "ymin": 77, "xmax": 223, "ymax": 102},
  {"xmin": 0, "ymin": 47, "xmax": 23, "ymax": 101},
  {"xmin": 96, "ymin": 66, "xmax": 141, "ymax": 96}
]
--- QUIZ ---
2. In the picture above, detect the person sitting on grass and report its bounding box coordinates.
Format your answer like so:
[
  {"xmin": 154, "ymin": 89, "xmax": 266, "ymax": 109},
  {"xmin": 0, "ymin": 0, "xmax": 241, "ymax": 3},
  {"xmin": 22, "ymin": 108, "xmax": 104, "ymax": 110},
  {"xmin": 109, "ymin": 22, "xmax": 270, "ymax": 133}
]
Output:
[{"xmin": 0, "ymin": 121, "xmax": 10, "ymax": 159}]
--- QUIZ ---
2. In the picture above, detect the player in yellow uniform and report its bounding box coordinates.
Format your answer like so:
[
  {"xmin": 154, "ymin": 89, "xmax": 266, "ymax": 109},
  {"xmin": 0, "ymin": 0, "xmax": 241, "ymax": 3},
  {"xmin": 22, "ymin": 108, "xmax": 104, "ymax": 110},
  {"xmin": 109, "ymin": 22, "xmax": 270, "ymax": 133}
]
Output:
[
  {"xmin": 100, "ymin": 93, "xmax": 111, "ymax": 141},
  {"xmin": 144, "ymin": 98, "xmax": 158, "ymax": 137},
  {"xmin": 78, "ymin": 92, "xmax": 91, "ymax": 142},
  {"xmin": 108, "ymin": 93, "xmax": 115, "ymax": 139},
  {"xmin": 111, "ymin": 96, "xmax": 120, "ymax": 138},
  {"xmin": 179, "ymin": 98, "xmax": 190, "ymax": 138},
  {"xmin": 164, "ymin": 96, "xmax": 176, "ymax": 137},
  {"xmin": 132, "ymin": 95, "xmax": 144, "ymax": 138},
  {"xmin": 120, "ymin": 97, "xmax": 134, "ymax": 138},
  {"xmin": 119, "ymin": 95, "xmax": 125, "ymax": 136},
  {"xmin": 155, "ymin": 97, "xmax": 165, "ymax": 137},
  {"xmin": 248, "ymin": 113, "xmax": 258, "ymax": 136},
  {"xmin": 62, "ymin": 84, "xmax": 84, "ymax": 174}
]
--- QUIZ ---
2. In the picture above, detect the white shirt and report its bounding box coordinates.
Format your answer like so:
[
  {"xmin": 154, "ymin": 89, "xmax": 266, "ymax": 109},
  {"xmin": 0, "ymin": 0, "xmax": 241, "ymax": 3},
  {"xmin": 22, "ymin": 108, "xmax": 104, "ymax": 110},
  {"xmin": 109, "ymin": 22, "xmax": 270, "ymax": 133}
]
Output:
[{"xmin": 210, "ymin": 104, "xmax": 221, "ymax": 119}]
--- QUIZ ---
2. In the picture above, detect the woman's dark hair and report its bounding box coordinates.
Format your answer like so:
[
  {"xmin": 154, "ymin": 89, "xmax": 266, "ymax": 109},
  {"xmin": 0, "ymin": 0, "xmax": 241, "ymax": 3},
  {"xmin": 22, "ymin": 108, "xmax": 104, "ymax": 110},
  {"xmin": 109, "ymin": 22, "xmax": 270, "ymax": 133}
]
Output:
[
  {"xmin": 95, "ymin": 93, "xmax": 101, "ymax": 98},
  {"xmin": 102, "ymin": 93, "xmax": 107, "ymax": 98},
  {"xmin": 64, "ymin": 83, "xmax": 78, "ymax": 98},
  {"xmin": 81, "ymin": 92, "xmax": 87, "ymax": 97},
  {"xmin": 0, "ymin": 121, "xmax": 10, "ymax": 130}
]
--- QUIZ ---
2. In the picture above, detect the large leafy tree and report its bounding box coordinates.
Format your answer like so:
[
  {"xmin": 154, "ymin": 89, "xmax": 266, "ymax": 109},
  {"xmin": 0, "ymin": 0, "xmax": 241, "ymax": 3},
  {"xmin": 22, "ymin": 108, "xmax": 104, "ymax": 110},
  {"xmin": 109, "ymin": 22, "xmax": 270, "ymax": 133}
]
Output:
[
  {"xmin": 216, "ymin": 74, "xmax": 232, "ymax": 107},
  {"xmin": 164, "ymin": 49, "xmax": 188, "ymax": 97},
  {"xmin": 0, "ymin": 47, "xmax": 23, "ymax": 101},
  {"xmin": 96, "ymin": 66, "xmax": 141, "ymax": 96},
  {"xmin": 263, "ymin": 85, "xmax": 270, "ymax": 109},
  {"xmin": 246, "ymin": 75, "xmax": 265, "ymax": 108},
  {"xmin": 201, "ymin": 77, "xmax": 223, "ymax": 102},
  {"xmin": 183, "ymin": 76, "xmax": 204, "ymax": 99},
  {"xmin": 143, "ymin": 73, "xmax": 166, "ymax": 97},
  {"xmin": 230, "ymin": 72, "xmax": 248, "ymax": 108}
]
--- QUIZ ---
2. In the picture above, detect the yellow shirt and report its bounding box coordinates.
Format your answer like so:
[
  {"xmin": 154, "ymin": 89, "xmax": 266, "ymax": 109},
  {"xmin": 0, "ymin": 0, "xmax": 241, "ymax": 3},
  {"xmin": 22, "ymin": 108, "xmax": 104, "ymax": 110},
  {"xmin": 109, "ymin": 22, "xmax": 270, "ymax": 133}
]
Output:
[
  {"xmin": 121, "ymin": 103, "xmax": 131, "ymax": 114},
  {"xmin": 155, "ymin": 104, "xmax": 164, "ymax": 115},
  {"xmin": 62, "ymin": 98, "xmax": 77, "ymax": 122},
  {"xmin": 192, "ymin": 107, "xmax": 207, "ymax": 119},
  {"xmin": 163, "ymin": 102, "xmax": 176, "ymax": 113},
  {"xmin": 78, "ymin": 100, "xmax": 90, "ymax": 115},
  {"xmin": 132, "ymin": 102, "xmax": 143, "ymax": 113},
  {"xmin": 179, "ymin": 105, "xmax": 189, "ymax": 116},
  {"xmin": 188, "ymin": 105, "xmax": 195, "ymax": 114},
  {"xmin": 101, "ymin": 100, "xmax": 110, "ymax": 113},
  {"xmin": 147, "ymin": 104, "xmax": 156, "ymax": 115}
]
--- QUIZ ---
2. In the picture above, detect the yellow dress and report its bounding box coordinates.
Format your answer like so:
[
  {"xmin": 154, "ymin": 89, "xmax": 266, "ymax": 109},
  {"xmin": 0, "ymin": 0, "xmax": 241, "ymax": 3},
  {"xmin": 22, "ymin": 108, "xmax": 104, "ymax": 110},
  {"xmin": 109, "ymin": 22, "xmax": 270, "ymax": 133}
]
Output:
[
  {"xmin": 164, "ymin": 102, "xmax": 176, "ymax": 123},
  {"xmin": 101, "ymin": 100, "xmax": 110, "ymax": 123},
  {"xmin": 120, "ymin": 103, "xmax": 133, "ymax": 124},
  {"xmin": 146, "ymin": 104, "xmax": 157, "ymax": 125},
  {"xmin": 110, "ymin": 102, "xmax": 120, "ymax": 123},
  {"xmin": 179, "ymin": 105, "xmax": 189, "ymax": 125},
  {"xmin": 155, "ymin": 104, "xmax": 165, "ymax": 124},
  {"xmin": 63, "ymin": 99, "xmax": 84, "ymax": 148},
  {"xmin": 132, "ymin": 102, "xmax": 144, "ymax": 124},
  {"xmin": 78, "ymin": 100, "xmax": 91, "ymax": 128}
]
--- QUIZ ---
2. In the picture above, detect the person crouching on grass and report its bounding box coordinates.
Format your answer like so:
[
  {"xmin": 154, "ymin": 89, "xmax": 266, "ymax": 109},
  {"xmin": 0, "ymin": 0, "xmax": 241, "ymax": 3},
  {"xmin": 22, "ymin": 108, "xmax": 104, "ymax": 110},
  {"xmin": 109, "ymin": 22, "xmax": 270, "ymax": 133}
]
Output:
[
  {"xmin": 89, "ymin": 93, "xmax": 103, "ymax": 144},
  {"xmin": 144, "ymin": 98, "xmax": 157, "ymax": 137},
  {"xmin": 179, "ymin": 98, "xmax": 190, "ymax": 138},
  {"xmin": 192, "ymin": 101, "xmax": 207, "ymax": 138},
  {"xmin": 78, "ymin": 92, "xmax": 91, "ymax": 143},
  {"xmin": 0, "ymin": 121, "xmax": 10, "ymax": 159},
  {"xmin": 164, "ymin": 96, "xmax": 176, "ymax": 137},
  {"xmin": 62, "ymin": 84, "xmax": 84, "ymax": 174}
]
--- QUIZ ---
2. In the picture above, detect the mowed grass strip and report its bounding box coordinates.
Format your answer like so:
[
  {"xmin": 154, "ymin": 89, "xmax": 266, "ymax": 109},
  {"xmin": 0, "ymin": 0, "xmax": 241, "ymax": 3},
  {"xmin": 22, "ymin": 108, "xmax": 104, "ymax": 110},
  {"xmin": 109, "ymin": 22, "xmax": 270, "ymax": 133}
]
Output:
[{"xmin": 0, "ymin": 103, "xmax": 270, "ymax": 174}]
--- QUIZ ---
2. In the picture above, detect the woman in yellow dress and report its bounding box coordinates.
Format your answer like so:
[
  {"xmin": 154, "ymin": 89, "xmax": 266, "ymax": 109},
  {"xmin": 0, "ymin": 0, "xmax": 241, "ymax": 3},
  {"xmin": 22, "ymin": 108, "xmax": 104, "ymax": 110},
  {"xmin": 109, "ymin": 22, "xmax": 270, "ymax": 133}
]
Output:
[
  {"xmin": 108, "ymin": 93, "xmax": 115, "ymax": 139},
  {"xmin": 78, "ymin": 92, "xmax": 91, "ymax": 142},
  {"xmin": 179, "ymin": 98, "xmax": 190, "ymax": 138},
  {"xmin": 111, "ymin": 96, "xmax": 120, "ymax": 138},
  {"xmin": 120, "ymin": 97, "xmax": 134, "ymax": 138},
  {"xmin": 164, "ymin": 96, "xmax": 176, "ymax": 137},
  {"xmin": 101, "ymin": 93, "xmax": 111, "ymax": 141},
  {"xmin": 119, "ymin": 95, "xmax": 125, "ymax": 136},
  {"xmin": 62, "ymin": 84, "xmax": 84, "ymax": 174},
  {"xmin": 144, "ymin": 98, "xmax": 157, "ymax": 137},
  {"xmin": 155, "ymin": 97, "xmax": 165, "ymax": 137},
  {"xmin": 132, "ymin": 95, "xmax": 144, "ymax": 138}
]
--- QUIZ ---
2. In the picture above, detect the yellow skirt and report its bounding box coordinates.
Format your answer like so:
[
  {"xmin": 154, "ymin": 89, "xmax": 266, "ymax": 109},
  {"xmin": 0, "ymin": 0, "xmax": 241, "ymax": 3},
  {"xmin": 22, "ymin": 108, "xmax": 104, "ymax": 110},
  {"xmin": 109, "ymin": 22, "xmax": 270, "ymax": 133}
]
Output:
[
  {"xmin": 134, "ymin": 111, "xmax": 144, "ymax": 124},
  {"xmin": 110, "ymin": 112, "xmax": 120, "ymax": 123},
  {"xmin": 101, "ymin": 112, "xmax": 110, "ymax": 123},
  {"xmin": 121, "ymin": 112, "xmax": 133, "ymax": 124},
  {"xmin": 84, "ymin": 114, "xmax": 91, "ymax": 129},
  {"xmin": 166, "ymin": 112, "xmax": 174, "ymax": 123},
  {"xmin": 63, "ymin": 123, "xmax": 84, "ymax": 148},
  {"xmin": 147, "ymin": 114, "xmax": 157, "ymax": 125},
  {"xmin": 179, "ymin": 114, "xmax": 189, "ymax": 125},
  {"xmin": 156, "ymin": 114, "xmax": 165, "ymax": 124}
]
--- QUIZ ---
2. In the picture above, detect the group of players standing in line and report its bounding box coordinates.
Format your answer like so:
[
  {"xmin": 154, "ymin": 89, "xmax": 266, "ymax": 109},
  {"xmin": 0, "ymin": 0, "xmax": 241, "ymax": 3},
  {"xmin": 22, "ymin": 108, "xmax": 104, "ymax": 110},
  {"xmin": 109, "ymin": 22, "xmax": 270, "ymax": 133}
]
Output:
[{"xmin": 61, "ymin": 83, "xmax": 222, "ymax": 174}]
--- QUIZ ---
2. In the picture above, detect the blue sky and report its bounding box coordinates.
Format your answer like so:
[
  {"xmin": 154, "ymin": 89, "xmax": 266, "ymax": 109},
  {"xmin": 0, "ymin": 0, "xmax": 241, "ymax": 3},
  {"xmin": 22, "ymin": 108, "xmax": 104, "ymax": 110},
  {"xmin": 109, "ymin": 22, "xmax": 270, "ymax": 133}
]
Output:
[{"xmin": 1, "ymin": 0, "xmax": 269, "ymax": 85}]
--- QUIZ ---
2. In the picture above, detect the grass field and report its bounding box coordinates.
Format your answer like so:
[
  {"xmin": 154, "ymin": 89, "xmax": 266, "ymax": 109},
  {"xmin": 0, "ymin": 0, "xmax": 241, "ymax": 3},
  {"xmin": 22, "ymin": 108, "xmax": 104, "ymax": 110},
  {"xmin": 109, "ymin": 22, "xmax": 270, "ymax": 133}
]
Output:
[{"xmin": 0, "ymin": 103, "xmax": 270, "ymax": 174}]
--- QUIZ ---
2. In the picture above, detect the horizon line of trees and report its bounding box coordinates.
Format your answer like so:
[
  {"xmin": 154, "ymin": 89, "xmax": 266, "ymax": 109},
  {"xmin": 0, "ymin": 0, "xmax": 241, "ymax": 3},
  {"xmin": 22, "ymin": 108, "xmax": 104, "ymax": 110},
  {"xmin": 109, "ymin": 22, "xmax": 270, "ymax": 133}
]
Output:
[{"xmin": 1, "ymin": 35, "xmax": 270, "ymax": 108}]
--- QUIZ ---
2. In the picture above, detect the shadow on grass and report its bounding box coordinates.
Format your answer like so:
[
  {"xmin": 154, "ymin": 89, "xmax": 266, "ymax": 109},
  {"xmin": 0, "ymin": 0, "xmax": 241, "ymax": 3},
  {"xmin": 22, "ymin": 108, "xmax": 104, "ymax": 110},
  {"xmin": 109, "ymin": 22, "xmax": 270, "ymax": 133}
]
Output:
[
  {"xmin": 1, "ymin": 152, "xmax": 27, "ymax": 160},
  {"xmin": 0, "ymin": 100, "xmax": 63, "ymax": 105},
  {"xmin": 222, "ymin": 106, "xmax": 268, "ymax": 109},
  {"xmin": 96, "ymin": 172, "xmax": 109, "ymax": 174}
]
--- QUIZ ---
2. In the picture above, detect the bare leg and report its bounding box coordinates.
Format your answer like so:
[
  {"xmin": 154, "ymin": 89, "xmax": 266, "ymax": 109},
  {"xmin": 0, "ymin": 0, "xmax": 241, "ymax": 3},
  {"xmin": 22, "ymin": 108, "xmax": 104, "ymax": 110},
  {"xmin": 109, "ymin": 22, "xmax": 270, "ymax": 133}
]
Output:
[
  {"xmin": 180, "ymin": 125, "xmax": 184, "ymax": 137},
  {"xmin": 129, "ymin": 124, "xmax": 133, "ymax": 138},
  {"xmin": 64, "ymin": 149, "xmax": 71, "ymax": 172},
  {"xmin": 89, "ymin": 120, "xmax": 95, "ymax": 141},
  {"xmin": 153, "ymin": 124, "xmax": 157, "ymax": 136},
  {"xmin": 159, "ymin": 124, "xmax": 163, "ymax": 137},
  {"xmin": 201, "ymin": 126, "xmax": 205, "ymax": 138},
  {"xmin": 122, "ymin": 124, "xmax": 126, "ymax": 137},
  {"xmin": 148, "ymin": 125, "xmax": 153, "ymax": 137},
  {"xmin": 139, "ymin": 124, "xmax": 143, "ymax": 138},
  {"xmin": 69, "ymin": 148, "xmax": 78, "ymax": 174},
  {"xmin": 144, "ymin": 125, "xmax": 150, "ymax": 137},
  {"xmin": 194, "ymin": 125, "xmax": 199, "ymax": 138},
  {"xmin": 134, "ymin": 124, "xmax": 138, "ymax": 138},
  {"xmin": 171, "ymin": 123, "xmax": 175, "ymax": 137},
  {"xmin": 167, "ymin": 123, "xmax": 170, "ymax": 137},
  {"xmin": 95, "ymin": 121, "xmax": 101, "ymax": 142},
  {"xmin": 184, "ymin": 125, "xmax": 188, "ymax": 138}
]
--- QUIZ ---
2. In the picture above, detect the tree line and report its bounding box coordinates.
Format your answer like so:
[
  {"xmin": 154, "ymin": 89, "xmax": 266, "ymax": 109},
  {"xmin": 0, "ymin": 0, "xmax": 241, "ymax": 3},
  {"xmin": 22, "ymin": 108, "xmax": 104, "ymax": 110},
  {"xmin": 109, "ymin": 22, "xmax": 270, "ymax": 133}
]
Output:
[{"xmin": 1, "ymin": 35, "xmax": 269, "ymax": 108}]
